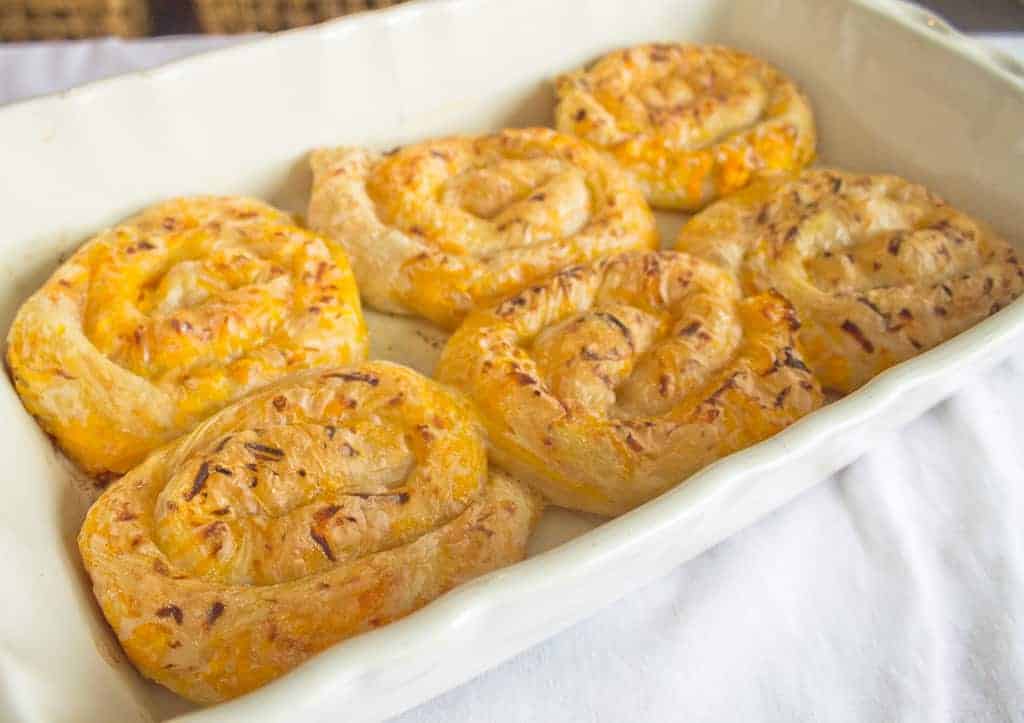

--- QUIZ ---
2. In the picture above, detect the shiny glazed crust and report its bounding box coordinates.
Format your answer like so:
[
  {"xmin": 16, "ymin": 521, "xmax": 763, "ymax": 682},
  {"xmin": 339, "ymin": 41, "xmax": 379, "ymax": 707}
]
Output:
[
  {"xmin": 6, "ymin": 197, "xmax": 368, "ymax": 477},
  {"xmin": 555, "ymin": 43, "xmax": 816, "ymax": 210},
  {"xmin": 77, "ymin": 361, "xmax": 543, "ymax": 703},
  {"xmin": 308, "ymin": 127, "xmax": 658, "ymax": 329},
  {"xmin": 436, "ymin": 251, "xmax": 823, "ymax": 516},
  {"xmin": 676, "ymin": 169, "xmax": 1024, "ymax": 393}
]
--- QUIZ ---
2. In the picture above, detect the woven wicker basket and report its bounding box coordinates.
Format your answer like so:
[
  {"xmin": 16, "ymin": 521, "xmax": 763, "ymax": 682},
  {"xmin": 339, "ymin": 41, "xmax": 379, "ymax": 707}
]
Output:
[
  {"xmin": 194, "ymin": 0, "xmax": 403, "ymax": 33},
  {"xmin": 0, "ymin": 0, "xmax": 148, "ymax": 40}
]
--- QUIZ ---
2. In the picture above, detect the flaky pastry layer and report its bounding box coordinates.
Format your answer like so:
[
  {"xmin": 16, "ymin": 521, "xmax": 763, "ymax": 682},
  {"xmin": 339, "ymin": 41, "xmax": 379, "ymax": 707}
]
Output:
[
  {"xmin": 677, "ymin": 169, "xmax": 1024, "ymax": 393},
  {"xmin": 7, "ymin": 196, "xmax": 368, "ymax": 476},
  {"xmin": 556, "ymin": 43, "xmax": 816, "ymax": 210},
  {"xmin": 437, "ymin": 251, "xmax": 823, "ymax": 516},
  {"xmin": 309, "ymin": 127, "xmax": 658, "ymax": 329},
  {"xmin": 78, "ymin": 361, "xmax": 542, "ymax": 703}
]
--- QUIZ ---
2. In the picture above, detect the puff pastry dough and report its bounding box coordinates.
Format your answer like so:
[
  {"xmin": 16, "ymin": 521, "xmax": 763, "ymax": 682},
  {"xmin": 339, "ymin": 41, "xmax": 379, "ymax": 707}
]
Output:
[
  {"xmin": 555, "ymin": 43, "xmax": 816, "ymax": 210},
  {"xmin": 78, "ymin": 361, "xmax": 542, "ymax": 703},
  {"xmin": 677, "ymin": 170, "xmax": 1024, "ymax": 393},
  {"xmin": 436, "ymin": 251, "xmax": 823, "ymax": 516},
  {"xmin": 7, "ymin": 197, "xmax": 368, "ymax": 477},
  {"xmin": 308, "ymin": 127, "xmax": 658, "ymax": 329}
]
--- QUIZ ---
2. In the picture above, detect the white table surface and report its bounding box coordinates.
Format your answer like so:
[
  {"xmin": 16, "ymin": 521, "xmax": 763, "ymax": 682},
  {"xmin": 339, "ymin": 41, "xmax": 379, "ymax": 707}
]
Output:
[{"xmin": 2, "ymin": 31, "xmax": 1023, "ymax": 723}]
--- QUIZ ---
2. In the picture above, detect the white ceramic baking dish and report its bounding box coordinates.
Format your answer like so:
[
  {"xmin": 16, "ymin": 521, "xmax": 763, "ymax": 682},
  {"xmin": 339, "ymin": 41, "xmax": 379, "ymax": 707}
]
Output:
[{"xmin": 2, "ymin": 0, "xmax": 1023, "ymax": 720}]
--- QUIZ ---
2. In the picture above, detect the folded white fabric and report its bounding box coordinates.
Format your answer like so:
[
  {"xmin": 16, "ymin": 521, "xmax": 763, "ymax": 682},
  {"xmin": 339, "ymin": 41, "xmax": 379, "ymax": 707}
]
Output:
[
  {"xmin": 0, "ymin": 35, "xmax": 248, "ymax": 103},
  {"xmin": 2, "ymin": 33, "xmax": 1021, "ymax": 723}
]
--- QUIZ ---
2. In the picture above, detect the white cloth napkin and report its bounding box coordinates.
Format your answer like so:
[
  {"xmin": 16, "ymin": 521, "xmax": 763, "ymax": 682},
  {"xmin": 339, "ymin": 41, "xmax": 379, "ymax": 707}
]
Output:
[{"xmin": 2, "ymin": 33, "xmax": 1022, "ymax": 723}]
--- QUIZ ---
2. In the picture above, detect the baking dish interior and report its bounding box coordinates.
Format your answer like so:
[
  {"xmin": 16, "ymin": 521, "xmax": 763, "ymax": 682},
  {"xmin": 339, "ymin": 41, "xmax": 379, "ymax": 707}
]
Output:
[{"xmin": 1, "ymin": 0, "xmax": 1023, "ymax": 720}]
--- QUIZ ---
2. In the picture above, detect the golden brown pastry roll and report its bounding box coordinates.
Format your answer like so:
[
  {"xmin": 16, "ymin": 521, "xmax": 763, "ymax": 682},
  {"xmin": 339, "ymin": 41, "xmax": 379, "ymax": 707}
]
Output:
[
  {"xmin": 555, "ymin": 43, "xmax": 816, "ymax": 211},
  {"xmin": 78, "ymin": 361, "xmax": 542, "ymax": 703},
  {"xmin": 676, "ymin": 169, "xmax": 1024, "ymax": 393},
  {"xmin": 436, "ymin": 251, "xmax": 823, "ymax": 516},
  {"xmin": 7, "ymin": 197, "xmax": 368, "ymax": 478},
  {"xmin": 308, "ymin": 127, "xmax": 658, "ymax": 329}
]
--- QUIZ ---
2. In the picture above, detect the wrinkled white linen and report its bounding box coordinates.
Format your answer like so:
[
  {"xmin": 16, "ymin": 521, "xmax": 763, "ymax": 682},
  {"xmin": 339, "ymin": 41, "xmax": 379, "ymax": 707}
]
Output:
[{"xmin": 1, "ymin": 32, "xmax": 1021, "ymax": 723}]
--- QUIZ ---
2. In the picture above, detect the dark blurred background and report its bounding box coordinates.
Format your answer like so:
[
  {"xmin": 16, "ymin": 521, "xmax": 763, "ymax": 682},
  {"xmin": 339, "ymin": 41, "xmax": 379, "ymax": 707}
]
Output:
[
  {"xmin": 149, "ymin": 0, "xmax": 1024, "ymax": 35},
  {"xmin": 150, "ymin": 0, "xmax": 1023, "ymax": 35},
  {"xmin": 920, "ymin": 0, "xmax": 1024, "ymax": 30},
  {"xmin": 0, "ymin": 0, "xmax": 1022, "ymax": 41}
]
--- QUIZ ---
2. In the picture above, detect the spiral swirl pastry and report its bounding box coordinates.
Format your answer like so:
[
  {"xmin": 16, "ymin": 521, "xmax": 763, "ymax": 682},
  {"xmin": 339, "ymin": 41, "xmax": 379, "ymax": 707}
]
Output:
[
  {"xmin": 676, "ymin": 170, "xmax": 1024, "ymax": 393},
  {"xmin": 78, "ymin": 361, "xmax": 542, "ymax": 703},
  {"xmin": 308, "ymin": 127, "xmax": 658, "ymax": 329},
  {"xmin": 555, "ymin": 43, "xmax": 816, "ymax": 211},
  {"xmin": 436, "ymin": 251, "xmax": 823, "ymax": 516},
  {"xmin": 7, "ymin": 197, "xmax": 368, "ymax": 478}
]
